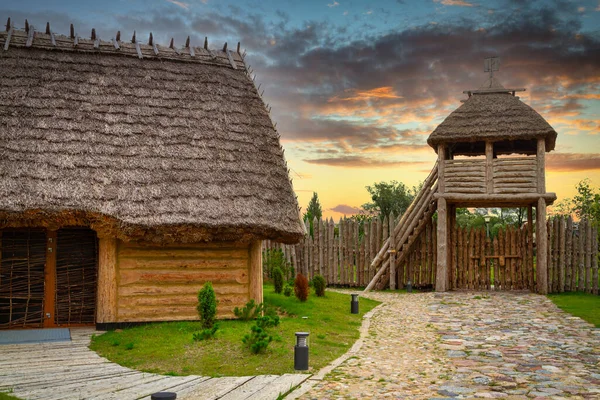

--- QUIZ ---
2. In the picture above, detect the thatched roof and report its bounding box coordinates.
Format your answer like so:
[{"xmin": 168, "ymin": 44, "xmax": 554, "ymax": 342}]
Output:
[
  {"xmin": 427, "ymin": 79, "xmax": 557, "ymax": 154},
  {"xmin": 0, "ymin": 24, "xmax": 303, "ymax": 244}
]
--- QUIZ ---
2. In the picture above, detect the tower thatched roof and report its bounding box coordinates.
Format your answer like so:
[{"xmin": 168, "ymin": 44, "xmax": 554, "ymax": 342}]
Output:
[
  {"xmin": 427, "ymin": 79, "xmax": 557, "ymax": 154},
  {"xmin": 0, "ymin": 24, "xmax": 303, "ymax": 244}
]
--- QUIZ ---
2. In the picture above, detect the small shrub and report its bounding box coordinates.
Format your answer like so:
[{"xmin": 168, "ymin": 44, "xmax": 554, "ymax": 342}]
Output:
[
  {"xmin": 192, "ymin": 324, "xmax": 219, "ymax": 341},
  {"xmin": 242, "ymin": 325, "xmax": 272, "ymax": 354},
  {"xmin": 283, "ymin": 285, "xmax": 292, "ymax": 297},
  {"xmin": 125, "ymin": 342, "xmax": 134, "ymax": 350},
  {"xmin": 273, "ymin": 267, "xmax": 284, "ymax": 294},
  {"xmin": 197, "ymin": 282, "xmax": 218, "ymax": 329},
  {"xmin": 313, "ymin": 274, "xmax": 326, "ymax": 297},
  {"xmin": 234, "ymin": 299, "xmax": 264, "ymax": 321},
  {"xmin": 111, "ymin": 340, "xmax": 120, "ymax": 347},
  {"xmin": 294, "ymin": 273, "xmax": 309, "ymax": 302},
  {"xmin": 263, "ymin": 248, "xmax": 292, "ymax": 278},
  {"xmin": 256, "ymin": 315, "xmax": 280, "ymax": 329}
]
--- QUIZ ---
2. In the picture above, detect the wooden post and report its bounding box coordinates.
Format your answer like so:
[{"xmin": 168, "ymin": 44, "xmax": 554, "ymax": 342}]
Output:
[
  {"xmin": 559, "ymin": 216, "xmax": 566, "ymax": 292},
  {"xmin": 436, "ymin": 197, "xmax": 448, "ymax": 291},
  {"xmin": 249, "ymin": 240, "xmax": 263, "ymax": 304},
  {"xmin": 319, "ymin": 218, "xmax": 324, "ymax": 277},
  {"xmin": 537, "ymin": 138, "xmax": 546, "ymax": 193},
  {"xmin": 389, "ymin": 212, "xmax": 396, "ymax": 290},
  {"xmin": 44, "ymin": 230, "xmax": 57, "ymax": 328},
  {"xmin": 438, "ymin": 145, "xmax": 446, "ymax": 193},
  {"xmin": 578, "ymin": 219, "xmax": 585, "ymax": 291},
  {"xmin": 585, "ymin": 220, "xmax": 592, "ymax": 293},
  {"xmin": 592, "ymin": 226, "xmax": 598, "ymax": 295},
  {"xmin": 486, "ymin": 141, "xmax": 494, "ymax": 194},
  {"xmin": 97, "ymin": 237, "xmax": 118, "ymax": 324},
  {"xmin": 536, "ymin": 198, "xmax": 548, "ymax": 294}
]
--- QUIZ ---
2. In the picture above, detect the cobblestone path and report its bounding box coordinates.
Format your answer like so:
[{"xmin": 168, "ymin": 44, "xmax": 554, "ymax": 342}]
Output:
[{"xmin": 300, "ymin": 291, "xmax": 600, "ymax": 399}]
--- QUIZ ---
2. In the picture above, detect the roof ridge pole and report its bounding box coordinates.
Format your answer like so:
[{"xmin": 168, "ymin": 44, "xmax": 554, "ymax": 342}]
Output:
[
  {"xmin": 131, "ymin": 30, "xmax": 136, "ymax": 43},
  {"xmin": 204, "ymin": 36, "xmax": 208, "ymax": 49},
  {"xmin": 5, "ymin": 17, "xmax": 10, "ymax": 32},
  {"xmin": 26, "ymin": 23, "xmax": 35, "ymax": 47},
  {"xmin": 113, "ymin": 31, "xmax": 121, "ymax": 49},
  {"xmin": 148, "ymin": 32, "xmax": 153, "ymax": 45},
  {"xmin": 70, "ymin": 23, "xmax": 74, "ymax": 39},
  {"xmin": 45, "ymin": 22, "xmax": 50, "ymax": 34},
  {"xmin": 25, "ymin": 19, "xmax": 29, "ymax": 33}
]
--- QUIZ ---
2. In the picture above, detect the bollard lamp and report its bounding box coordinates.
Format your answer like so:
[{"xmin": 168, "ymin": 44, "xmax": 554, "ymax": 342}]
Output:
[
  {"xmin": 151, "ymin": 392, "xmax": 176, "ymax": 400},
  {"xmin": 294, "ymin": 332, "xmax": 309, "ymax": 370},
  {"xmin": 351, "ymin": 293, "xmax": 359, "ymax": 314}
]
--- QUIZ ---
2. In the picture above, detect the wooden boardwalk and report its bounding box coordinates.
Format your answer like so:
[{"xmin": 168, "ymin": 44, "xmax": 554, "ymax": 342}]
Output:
[{"xmin": 0, "ymin": 328, "xmax": 309, "ymax": 400}]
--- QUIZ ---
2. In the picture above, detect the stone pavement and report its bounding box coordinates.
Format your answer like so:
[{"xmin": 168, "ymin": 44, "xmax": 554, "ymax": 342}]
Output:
[{"xmin": 297, "ymin": 290, "xmax": 600, "ymax": 399}]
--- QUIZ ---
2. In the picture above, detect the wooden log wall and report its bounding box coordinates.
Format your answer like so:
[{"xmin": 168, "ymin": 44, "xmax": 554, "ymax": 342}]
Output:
[
  {"xmin": 547, "ymin": 217, "xmax": 599, "ymax": 295},
  {"xmin": 262, "ymin": 214, "xmax": 437, "ymax": 289},
  {"xmin": 116, "ymin": 241, "xmax": 251, "ymax": 321},
  {"xmin": 492, "ymin": 157, "xmax": 537, "ymax": 194},
  {"xmin": 444, "ymin": 159, "xmax": 486, "ymax": 194}
]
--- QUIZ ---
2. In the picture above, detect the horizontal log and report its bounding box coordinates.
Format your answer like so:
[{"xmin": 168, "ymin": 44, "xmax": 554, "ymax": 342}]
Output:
[
  {"xmin": 494, "ymin": 183, "xmax": 537, "ymax": 189},
  {"xmin": 493, "ymin": 157, "xmax": 536, "ymax": 164},
  {"xmin": 494, "ymin": 188, "xmax": 538, "ymax": 194},
  {"xmin": 118, "ymin": 294, "xmax": 248, "ymax": 308},
  {"xmin": 493, "ymin": 172, "xmax": 537, "ymax": 178},
  {"xmin": 118, "ymin": 247, "xmax": 248, "ymax": 260},
  {"xmin": 493, "ymin": 166, "xmax": 536, "ymax": 173},
  {"xmin": 445, "ymin": 160, "xmax": 485, "ymax": 165},
  {"xmin": 445, "ymin": 166, "xmax": 486, "ymax": 173},
  {"xmin": 118, "ymin": 283, "xmax": 249, "ymax": 297},
  {"xmin": 119, "ymin": 257, "xmax": 247, "ymax": 270},
  {"xmin": 445, "ymin": 172, "xmax": 485, "ymax": 178},
  {"xmin": 119, "ymin": 241, "xmax": 248, "ymax": 250},
  {"xmin": 446, "ymin": 187, "xmax": 486, "ymax": 194},
  {"xmin": 119, "ymin": 269, "xmax": 249, "ymax": 286},
  {"xmin": 117, "ymin": 305, "xmax": 237, "ymax": 321},
  {"xmin": 446, "ymin": 182, "xmax": 486, "ymax": 188},
  {"xmin": 494, "ymin": 177, "xmax": 537, "ymax": 184},
  {"xmin": 435, "ymin": 192, "xmax": 557, "ymax": 206}
]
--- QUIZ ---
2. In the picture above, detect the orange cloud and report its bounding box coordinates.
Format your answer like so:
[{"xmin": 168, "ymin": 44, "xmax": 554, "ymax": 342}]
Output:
[
  {"xmin": 546, "ymin": 153, "xmax": 600, "ymax": 172},
  {"xmin": 304, "ymin": 156, "xmax": 429, "ymax": 168},
  {"xmin": 329, "ymin": 87, "xmax": 402, "ymax": 102}
]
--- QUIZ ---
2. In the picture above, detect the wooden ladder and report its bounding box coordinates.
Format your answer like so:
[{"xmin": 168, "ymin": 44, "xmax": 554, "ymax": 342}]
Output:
[{"xmin": 364, "ymin": 163, "xmax": 438, "ymax": 292}]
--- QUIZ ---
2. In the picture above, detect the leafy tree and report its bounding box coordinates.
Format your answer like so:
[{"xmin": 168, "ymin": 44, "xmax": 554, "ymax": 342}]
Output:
[
  {"xmin": 361, "ymin": 181, "xmax": 420, "ymax": 220},
  {"xmin": 555, "ymin": 179, "xmax": 600, "ymax": 227},
  {"xmin": 303, "ymin": 192, "xmax": 322, "ymax": 237}
]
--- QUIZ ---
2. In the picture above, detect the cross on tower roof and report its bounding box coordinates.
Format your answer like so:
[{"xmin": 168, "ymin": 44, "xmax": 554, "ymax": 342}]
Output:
[{"xmin": 484, "ymin": 56, "xmax": 500, "ymax": 79}]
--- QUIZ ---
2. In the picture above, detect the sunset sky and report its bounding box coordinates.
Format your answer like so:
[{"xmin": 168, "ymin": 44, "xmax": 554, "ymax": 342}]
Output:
[{"xmin": 2, "ymin": 0, "xmax": 599, "ymax": 219}]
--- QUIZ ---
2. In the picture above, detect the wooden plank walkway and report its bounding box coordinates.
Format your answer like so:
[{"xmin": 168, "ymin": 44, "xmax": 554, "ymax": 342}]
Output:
[{"xmin": 0, "ymin": 328, "xmax": 309, "ymax": 400}]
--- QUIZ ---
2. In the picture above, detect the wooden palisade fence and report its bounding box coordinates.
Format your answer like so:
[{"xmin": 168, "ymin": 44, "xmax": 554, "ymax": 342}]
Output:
[{"xmin": 547, "ymin": 217, "xmax": 598, "ymax": 295}]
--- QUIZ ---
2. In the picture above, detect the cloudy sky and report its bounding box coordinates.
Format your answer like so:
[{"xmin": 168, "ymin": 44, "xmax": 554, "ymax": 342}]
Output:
[{"xmin": 2, "ymin": 0, "xmax": 599, "ymax": 218}]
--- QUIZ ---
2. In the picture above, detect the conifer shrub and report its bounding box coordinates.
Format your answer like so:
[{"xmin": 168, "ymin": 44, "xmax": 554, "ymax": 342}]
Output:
[
  {"xmin": 192, "ymin": 324, "xmax": 219, "ymax": 341},
  {"xmin": 242, "ymin": 325, "xmax": 272, "ymax": 354},
  {"xmin": 197, "ymin": 282, "xmax": 218, "ymax": 329},
  {"xmin": 283, "ymin": 285, "xmax": 293, "ymax": 297},
  {"xmin": 234, "ymin": 299, "xmax": 263, "ymax": 321},
  {"xmin": 272, "ymin": 267, "xmax": 284, "ymax": 294},
  {"xmin": 313, "ymin": 274, "xmax": 326, "ymax": 297},
  {"xmin": 294, "ymin": 273, "xmax": 309, "ymax": 302}
]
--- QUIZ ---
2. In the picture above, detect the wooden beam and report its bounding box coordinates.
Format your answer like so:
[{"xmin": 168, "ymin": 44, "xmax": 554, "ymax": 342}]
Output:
[
  {"xmin": 388, "ymin": 212, "xmax": 396, "ymax": 290},
  {"xmin": 536, "ymin": 197, "xmax": 548, "ymax": 294},
  {"xmin": 537, "ymin": 137, "xmax": 546, "ymax": 193},
  {"xmin": 248, "ymin": 241, "xmax": 263, "ymax": 305},
  {"xmin": 97, "ymin": 237, "xmax": 118, "ymax": 323},
  {"xmin": 438, "ymin": 144, "xmax": 446, "ymax": 193},
  {"xmin": 436, "ymin": 197, "xmax": 448, "ymax": 291},
  {"xmin": 486, "ymin": 141, "xmax": 494, "ymax": 194},
  {"xmin": 43, "ymin": 230, "xmax": 57, "ymax": 328},
  {"xmin": 434, "ymin": 192, "xmax": 556, "ymax": 206}
]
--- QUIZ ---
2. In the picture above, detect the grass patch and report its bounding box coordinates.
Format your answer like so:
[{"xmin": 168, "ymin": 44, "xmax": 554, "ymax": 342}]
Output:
[
  {"xmin": 547, "ymin": 291, "xmax": 600, "ymax": 327},
  {"xmin": 90, "ymin": 285, "xmax": 379, "ymax": 376},
  {"xmin": 0, "ymin": 393, "xmax": 22, "ymax": 400}
]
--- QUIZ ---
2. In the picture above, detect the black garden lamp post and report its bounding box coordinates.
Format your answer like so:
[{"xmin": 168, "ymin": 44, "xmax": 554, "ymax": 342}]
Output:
[
  {"xmin": 351, "ymin": 293, "xmax": 359, "ymax": 314},
  {"xmin": 294, "ymin": 332, "xmax": 309, "ymax": 370},
  {"xmin": 406, "ymin": 280, "xmax": 412, "ymax": 293},
  {"xmin": 151, "ymin": 392, "xmax": 176, "ymax": 400}
]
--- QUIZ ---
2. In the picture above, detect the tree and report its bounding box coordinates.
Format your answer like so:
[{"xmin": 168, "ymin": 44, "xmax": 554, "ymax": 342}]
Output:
[
  {"xmin": 302, "ymin": 192, "xmax": 322, "ymax": 237},
  {"xmin": 556, "ymin": 179, "xmax": 600, "ymax": 227},
  {"xmin": 361, "ymin": 180, "xmax": 419, "ymax": 220}
]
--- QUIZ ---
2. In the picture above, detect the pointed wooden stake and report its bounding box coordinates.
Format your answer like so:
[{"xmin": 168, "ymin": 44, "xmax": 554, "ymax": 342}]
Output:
[
  {"xmin": 132, "ymin": 30, "xmax": 136, "ymax": 43},
  {"xmin": 25, "ymin": 19, "xmax": 29, "ymax": 33},
  {"xmin": 45, "ymin": 22, "xmax": 50, "ymax": 34},
  {"xmin": 70, "ymin": 23, "xmax": 74, "ymax": 39},
  {"xmin": 91, "ymin": 28, "xmax": 96, "ymax": 40},
  {"xmin": 185, "ymin": 36, "xmax": 190, "ymax": 48},
  {"xmin": 222, "ymin": 42, "xmax": 227, "ymax": 52},
  {"xmin": 116, "ymin": 30, "xmax": 121, "ymax": 42},
  {"xmin": 204, "ymin": 37, "xmax": 208, "ymax": 49},
  {"xmin": 237, "ymin": 42, "xmax": 240, "ymax": 53},
  {"xmin": 5, "ymin": 17, "xmax": 10, "ymax": 32},
  {"xmin": 169, "ymin": 37, "xmax": 174, "ymax": 49}
]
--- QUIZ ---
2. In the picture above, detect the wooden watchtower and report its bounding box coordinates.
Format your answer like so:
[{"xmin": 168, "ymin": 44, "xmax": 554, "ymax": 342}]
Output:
[{"xmin": 427, "ymin": 58, "xmax": 558, "ymax": 294}]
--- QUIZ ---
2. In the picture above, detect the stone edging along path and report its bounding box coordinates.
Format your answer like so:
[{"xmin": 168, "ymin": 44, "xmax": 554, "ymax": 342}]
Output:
[{"xmin": 289, "ymin": 290, "xmax": 600, "ymax": 399}]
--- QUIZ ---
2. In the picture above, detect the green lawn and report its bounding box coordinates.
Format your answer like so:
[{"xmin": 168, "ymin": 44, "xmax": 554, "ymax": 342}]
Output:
[
  {"xmin": 90, "ymin": 285, "xmax": 380, "ymax": 376},
  {"xmin": 0, "ymin": 392, "xmax": 22, "ymax": 400},
  {"xmin": 547, "ymin": 291, "xmax": 600, "ymax": 327}
]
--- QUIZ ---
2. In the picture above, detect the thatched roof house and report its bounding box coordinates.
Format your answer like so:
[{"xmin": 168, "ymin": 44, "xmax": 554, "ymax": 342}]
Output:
[
  {"xmin": 0, "ymin": 21, "xmax": 302, "ymax": 329},
  {"xmin": 427, "ymin": 79, "xmax": 557, "ymax": 156}
]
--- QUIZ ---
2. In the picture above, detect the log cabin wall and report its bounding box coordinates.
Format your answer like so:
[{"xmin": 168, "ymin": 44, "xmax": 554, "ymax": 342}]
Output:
[{"xmin": 112, "ymin": 241, "xmax": 254, "ymax": 323}]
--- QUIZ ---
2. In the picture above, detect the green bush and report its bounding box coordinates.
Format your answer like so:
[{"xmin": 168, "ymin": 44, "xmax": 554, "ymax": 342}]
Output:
[
  {"xmin": 192, "ymin": 324, "xmax": 219, "ymax": 341},
  {"xmin": 273, "ymin": 267, "xmax": 284, "ymax": 294},
  {"xmin": 197, "ymin": 282, "xmax": 218, "ymax": 329},
  {"xmin": 283, "ymin": 285, "xmax": 292, "ymax": 297},
  {"xmin": 256, "ymin": 315, "xmax": 280, "ymax": 329},
  {"xmin": 242, "ymin": 325, "xmax": 272, "ymax": 354},
  {"xmin": 263, "ymin": 248, "xmax": 294, "ymax": 280},
  {"xmin": 313, "ymin": 275, "xmax": 326, "ymax": 297},
  {"xmin": 234, "ymin": 299, "xmax": 263, "ymax": 321},
  {"xmin": 294, "ymin": 273, "xmax": 309, "ymax": 302}
]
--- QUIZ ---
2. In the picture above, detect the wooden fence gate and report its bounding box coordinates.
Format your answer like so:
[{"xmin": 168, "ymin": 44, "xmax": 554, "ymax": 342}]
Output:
[{"xmin": 451, "ymin": 224, "xmax": 534, "ymax": 291}]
